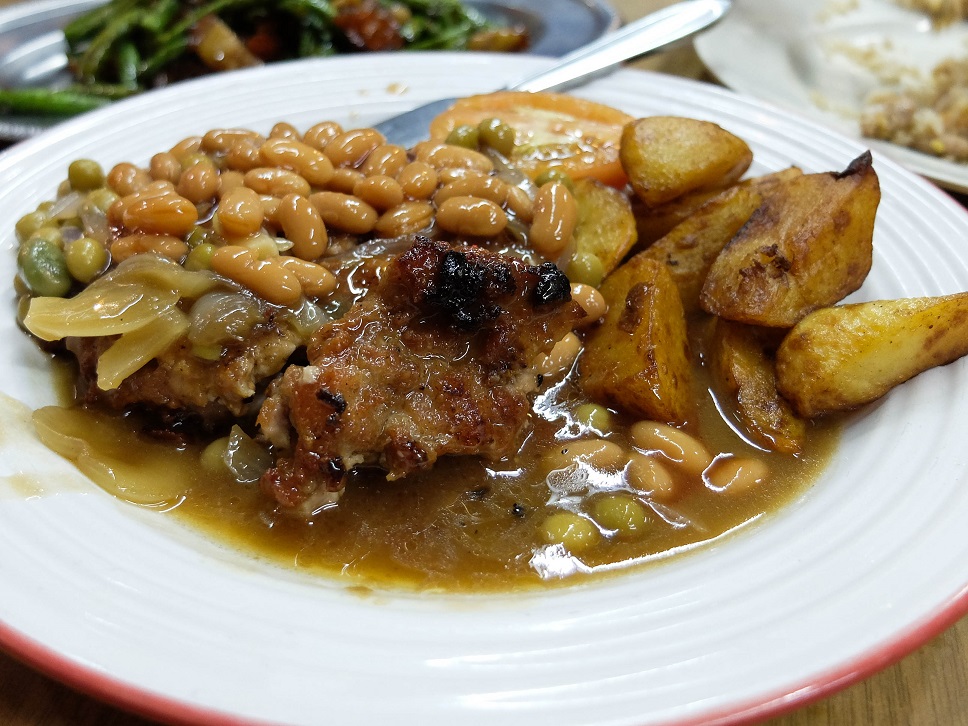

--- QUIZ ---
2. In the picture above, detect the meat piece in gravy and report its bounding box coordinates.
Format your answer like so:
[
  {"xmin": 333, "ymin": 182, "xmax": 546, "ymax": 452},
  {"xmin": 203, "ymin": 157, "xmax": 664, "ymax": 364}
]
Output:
[{"xmin": 258, "ymin": 237, "xmax": 584, "ymax": 511}]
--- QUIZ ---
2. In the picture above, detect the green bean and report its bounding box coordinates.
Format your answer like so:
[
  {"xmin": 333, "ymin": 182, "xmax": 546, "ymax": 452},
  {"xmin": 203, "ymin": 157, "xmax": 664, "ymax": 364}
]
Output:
[
  {"xmin": 115, "ymin": 41, "xmax": 141, "ymax": 88},
  {"xmin": 0, "ymin": 88, "xmax": 110, "ymax": 116},
  {"xmin": 63, "ymin": 0, "xmax": 139, "ymax": 44},
  {"xmin": 140, "ymin": 0, "xmax": 181, "ymax": 34},
  {"xmin": 76, "ymin": 10, "xmax": 141, "ymax": 83}
]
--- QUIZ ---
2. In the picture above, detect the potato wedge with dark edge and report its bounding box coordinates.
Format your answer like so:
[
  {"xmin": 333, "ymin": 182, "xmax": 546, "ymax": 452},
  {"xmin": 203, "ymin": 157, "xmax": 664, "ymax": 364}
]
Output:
[
  {"xmin": 570, "ymin": 178, "xmax": 638, "ymax": 279},
  {"xmin": 709, "ymin": 318, "xmax": 806, "ymax": 454},
  {"xmin": 580, "ymin": 255, "xmax": 696, "ymax": 425},
  {"xmin": 638, "ymin": 183, "xmax": 765, "ymax": 314},
  {"xmin": 775, "ymin": 293, "xmax": 968, "ymax": 417},
  {"xmin": 620, "ymin": 116, "xmax": 753, "ymax": 208},
  {"xmin": 699, "ymin": 152, "xmax": 880, "ymax": 328}
]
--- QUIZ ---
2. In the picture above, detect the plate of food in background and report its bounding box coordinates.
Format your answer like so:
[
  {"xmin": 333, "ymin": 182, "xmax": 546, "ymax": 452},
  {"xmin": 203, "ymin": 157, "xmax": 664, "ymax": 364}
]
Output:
[
  {"xmin": 695, "ymin": 0, "xmax": 968, "ymax": 192},
  {"xmin": 0, "ymin": 0, "xmax": 619, "ymax": 141},
  {"xmin": 2, "ymin": 50, "xmax": 968, "ymax": 725}
]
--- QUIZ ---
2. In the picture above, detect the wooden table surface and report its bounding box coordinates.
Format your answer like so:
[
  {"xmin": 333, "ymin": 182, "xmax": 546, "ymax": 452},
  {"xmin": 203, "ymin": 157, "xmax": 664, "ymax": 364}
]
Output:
[{"xmin": 2, "ymin": 0, "xmax": 968, "ymax": 724}]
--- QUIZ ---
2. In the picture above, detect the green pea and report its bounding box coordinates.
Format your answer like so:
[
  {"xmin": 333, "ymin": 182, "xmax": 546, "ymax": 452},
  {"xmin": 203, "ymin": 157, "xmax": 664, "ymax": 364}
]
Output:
[
  {"xmin": 68, "ymin": 159, "xmax": 105, "ymax": 192},
  {"xmin": 540, "ymin": 510, "xmax": 601, "ymax": 552},
  {"xmin": 27, "ymin": 226, "xmax": 64, "ymax": 249},
  {"xmin": 64, "ymin": 236, "xmax": 109, "ymax": 284},
  {"xmin": 200, "ymin": 436, "xmax": 231, "ymax": 472},
  {"xmin": 85, "ymin": 187, "xmax": 119, "ymax": 214},
  {"xmin": 18, "ymin": 237, "xmax": 71, "ymax": 297},
  {"xmin": 477, "ymin": 118, "xmax": 515, "ymax": 156},
  {"xmin": 591, "ymin": 494, "xmax": 649, "ymax": 538},
  {"xmin": 36, "ymin": 201, "xmax": 55, "ymax": 214},
  {"xmin": 574, "ymin": 403, "xmax": 613, "ymax": 433},
  {"xmin": 192, "ymin": 344, "xmax": 223, "ymax": 361},
  {"xmin": 566, "ymin": 251, "xmax": 605, "ymax": 288},
  {"xmin": 446, "ymin": 124, "xmax": 480, "ymax": 149},
  {"xmin": 534, "ymin": 168, "xmax": 574, "ymax": 191},
  {"xmin": 15, "ymin": 211, "xmax": 49, "ymax": 244},
  {"xmin": 186, "ymin": 227, "xmax": 217, "ymax": 249},
  {"xmin": 185, "ymin": 242, "xmax": 216, "ymax": 271}
]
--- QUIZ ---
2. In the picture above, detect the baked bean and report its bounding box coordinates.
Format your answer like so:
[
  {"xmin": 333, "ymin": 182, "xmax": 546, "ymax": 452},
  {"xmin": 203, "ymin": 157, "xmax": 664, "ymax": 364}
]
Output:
[
  {"xmin": 303, "ymin": 121, "xmax": 344, "ymax": 151},
  {"xmin": 414, "ymin": 141, "xmax": 493, "ymax": 172},
  {"xmin": 434, "ymin": 174, "xmax": 510, "ymax": 206},
  {"xmin": 324, "ymin": 128, "xmax": 385, "ymax": 168},
  {"xmin": 176, "ymin": 161, "xmax": 220, "ymax": 204},
  {"xmin": 217, "ymin": 170, "xmax": 245, "ymax": 198},
  {"xmin": 533, "ymin": 331, "xmax": 581, "ymax": 376},
  {"xmin": 540, "ymin": 510, "xmax": 600, "ymax": 552},
  {"xmin": 274, "ymin": 256, "xmax": 336, "ymax": 298},
  {"xmin": 122, "ymin": 191, "xmax": 198, "ymax": 237},
  {"xmin": 210, "ymin": 245, "xmax": 302, "ymax": 306},
  {"xmin": 149, "ymin": 152, "xmax": 182, "ymax": 184},
  {"xmin": 505, "ymin": 185, "xmax": 534, "ymax": 222},
  {"xmin": 396, "ymin": 161, "xmax": 438, "ymax": 200},
  {"xmin": 259, "ymin": 137, "xmax": 334, "ymax": 187},
  {"xmin": 107, "ymin": 162, "xmax": 151, "ymax": 196},
  {"xmin": 436, "ymin": 167, "xmax": 484, "ymax": 185},
  {"xmin": 570, "ymin": 283, "xmax": 607, "ymax": 322},
  {"xmin": 630, "ymin": 421, "xmax": 713, "ymax": 477},
  {"xmin": 309, "ymin": 191, "xmax": 377, "ymax": 234},
  {"xmin": 277, "ymin": 193, "xmax": 328, "ymax": 259},
  {"xmin": 544, "ymin": 437, "xmax": 627, "ymax": 473},
  {"xmin": 107, "ymin": 197, "xmax": 128, "ymax": 227},
  {"xmin": 374, "ymin": 201, "xmax": 434, "ymax": 238},
  {"xmin": 704, "ymin": 456, "xmax": 770, "ymax": 495},
  {"xmin": 111, "ymin": 233, "xmax": 189, "ymax": 263},
  {"xmin": 260, "ymin": 195, "xmax": 282, "ymax": 226},
  {"xmin": 531, "ymin": 182, "xmax": 578, "ymax": 257},
  {"xmin": 327, "ymin": 168, "xmax": 365, "ymax": 194},
  {"xmin": 222, "ymin": 137, "xmax": 264, "ymax": 172},
  {"xmin": 142, "ymin": 180, "xmax": 176, "ymax": 195},
  {"xmin": 169, "ymin": 136, "xmax": 203, "ymax": 161},
  {"xmin": 361, "ymin": 144, "xmax": 408, "ymax": 177},
  {"xmin": 625, "ymin": 452, "xmax": 676, "ymax": 501},
  {"xmin": 217, "ymin": 186, "xmax": 264, "ymax": 238},
  {"xmin": 435, "ymin": 195, "xmax": 507, "ymax": 237},
  {"xmin": 243, "ymin": 167, "xmax": 311, "ymax": 198},
  {"xmin": 201, "ymin": 128, "xmax": 265, "ymax": 154},
  {"xmin": 353, "ymin": 174, "xmax": 404, "ymax": 211},
  {"xmin": 269, "ymin": 121, "xmax": 301, "ymax": 140}
]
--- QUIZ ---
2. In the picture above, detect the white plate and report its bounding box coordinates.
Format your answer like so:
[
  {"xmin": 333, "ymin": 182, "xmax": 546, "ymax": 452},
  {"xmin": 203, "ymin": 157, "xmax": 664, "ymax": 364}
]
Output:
[
  {"xmin": 695, "ymin": 0, "xmax": 968, "ymax": 192},
  {"xmin": 2, "ymin": 53, "xmax": 968, "ymax": 726}
]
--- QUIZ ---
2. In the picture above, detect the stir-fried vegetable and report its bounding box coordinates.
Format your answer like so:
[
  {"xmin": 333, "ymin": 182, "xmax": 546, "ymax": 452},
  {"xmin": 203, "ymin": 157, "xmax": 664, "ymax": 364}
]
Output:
[{"xmin": 5, "ymin": 0, "xmax": 528, "ymax": 117}]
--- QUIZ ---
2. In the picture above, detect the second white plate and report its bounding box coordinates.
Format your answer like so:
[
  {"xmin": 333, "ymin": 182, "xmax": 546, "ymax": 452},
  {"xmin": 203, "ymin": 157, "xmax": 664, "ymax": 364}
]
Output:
[{"xmin": 695, "ymin": 0, "xmax": 968, "ymax": 192}]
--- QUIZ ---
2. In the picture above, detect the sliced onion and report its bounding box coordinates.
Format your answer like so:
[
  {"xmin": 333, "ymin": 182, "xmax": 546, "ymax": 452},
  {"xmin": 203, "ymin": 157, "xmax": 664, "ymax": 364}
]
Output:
[
  {"xmin": 93, "ymin": 253, "xmax": 221, "ymax": 299},
  {"xmin": 79, "ymin": 199, "xmax": 110, "ymax": 244},
  {"xmin": 223, "ymin": 425, "xmax": 273, "ymax": 484},
  {"xmin": 46, "ymin": 190, "xmax": 85, "ymax": 222},
  {"xmin": 96, "ymin": 307, "xmax": 189, "ymax": 390},
  {"xmin": 24, "ymin": 283, "xmax": 179, "ymax": 341},
  {"xmin": 188, "ymin": 291, "xmax": 263, "ymax": 347}
]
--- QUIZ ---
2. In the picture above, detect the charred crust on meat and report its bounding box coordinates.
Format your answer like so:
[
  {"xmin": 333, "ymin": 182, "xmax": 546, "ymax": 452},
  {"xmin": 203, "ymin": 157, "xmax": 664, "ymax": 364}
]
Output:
[
  {"xmin": 533, "ymin": 262, "xmax": 571, "ymax": 306},
  {"xmin": 316, "ymin": 388, "xmax": 347, "ymax": 425},
  {"xmin": 836, "ymin": 150, "xmax": 873, "ymax": 179}
]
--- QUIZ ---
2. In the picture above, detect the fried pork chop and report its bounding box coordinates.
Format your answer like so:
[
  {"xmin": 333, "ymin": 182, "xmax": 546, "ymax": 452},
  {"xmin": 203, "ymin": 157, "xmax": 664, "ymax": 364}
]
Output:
[{"xmin": 257, "ymin": 237, "xmax": 584, "ymax": 511}]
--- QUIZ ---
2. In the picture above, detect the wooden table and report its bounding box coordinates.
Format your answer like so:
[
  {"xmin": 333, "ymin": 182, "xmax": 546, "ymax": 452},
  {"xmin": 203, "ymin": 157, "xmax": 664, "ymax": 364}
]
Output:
[{"xmin": 2, "ymin": 0, "xmax": 968, "ymax": 724}]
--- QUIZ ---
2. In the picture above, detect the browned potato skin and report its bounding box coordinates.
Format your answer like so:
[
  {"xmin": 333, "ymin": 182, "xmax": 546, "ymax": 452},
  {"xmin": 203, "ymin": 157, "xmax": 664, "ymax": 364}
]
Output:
[
  {"xmin": 571, "ymin": 178, "xmax": 638, "ymax": 277},
  {"xmin": 709, "ymin": 318, "xmax": 806, "ymax": 454},
  {"xmin": 620, "ymin": 116, "xmax": 753, "ymax": 208},
  {"xmin": 634, "ymin": 167, "xmax": 803, "ymax": 247},
  {"xmin": 775, "ymin": 293, "xmax": 968, "ymax": 417},
  {"xmin": 580, "ymin": 255, "xmax": 696, "ymax": 425},
  {"xmin": 638, "ymin": 183, "xmax": 765, "ymax": 315},
  {"xmin": 700, "ymin": 152, "xmax": 880, "ymax": 328}
]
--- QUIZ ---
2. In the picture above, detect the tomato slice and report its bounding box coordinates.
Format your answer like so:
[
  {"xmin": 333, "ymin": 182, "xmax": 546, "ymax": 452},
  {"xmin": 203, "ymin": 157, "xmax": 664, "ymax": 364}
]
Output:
[{"xmin": 428, "ymin": 91, "xmax": 633, "ymax": 187}]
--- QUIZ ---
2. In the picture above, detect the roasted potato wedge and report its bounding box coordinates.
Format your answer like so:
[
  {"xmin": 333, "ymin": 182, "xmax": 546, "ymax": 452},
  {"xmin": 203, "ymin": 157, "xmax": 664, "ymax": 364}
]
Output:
[
  {"xmin": 709, "ymin": 318, "xmax": 806, "ymax": 454},
  {"xmin": 700, "ymin": 152, "xmax": 880, "ymax": 328},
  {"xmin": 569, "ymin": 177, "xmax": 638, "ymax": 281},
  {"xmin": 580, "ymin": 255, "xmax": 696, "ymax": 425},
  {"xmin": 638, "ymin": 183, "xmax": 765, "ymax": 314},
  {"xmin": 620, "ymin": 116, "xmax": 753, "ymax": 208},
  {"xmin": 634, "ymin": 166, "xmax": 804, "ymax": 247},
  {"xmin": 775, "ymin": 293, "xmax": 968, "ymax": 417}
]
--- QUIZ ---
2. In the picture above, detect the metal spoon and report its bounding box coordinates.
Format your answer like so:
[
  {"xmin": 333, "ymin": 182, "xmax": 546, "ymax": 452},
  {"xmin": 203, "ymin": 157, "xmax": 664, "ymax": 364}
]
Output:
[{"xmin": 374, "ymin": 0, "xmax": 732, "ymax": 147}]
